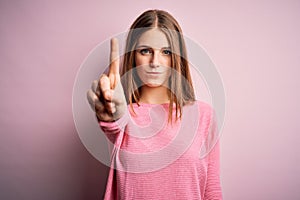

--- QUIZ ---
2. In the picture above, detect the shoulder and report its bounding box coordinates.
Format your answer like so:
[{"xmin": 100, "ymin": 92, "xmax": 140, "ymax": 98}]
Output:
[
  {"xmin": 182, "ymin": 100, "xmax": 215, "ymax": 117},
  {"xmin": 194, "ymin": 100, "xmax": 215, "ymax": 117},
  {"xmin": 193, "ymin": 100, "xmax": 216, "ymax": 132},
  {"xmin": 183, "ymin": 100, "xmax": 215, "ymax": 126}
]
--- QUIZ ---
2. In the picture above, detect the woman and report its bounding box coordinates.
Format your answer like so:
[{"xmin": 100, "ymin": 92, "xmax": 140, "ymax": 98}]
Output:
[{"xmin": 87, "ymin": 9, "xmax": 222, "ymax": 200}]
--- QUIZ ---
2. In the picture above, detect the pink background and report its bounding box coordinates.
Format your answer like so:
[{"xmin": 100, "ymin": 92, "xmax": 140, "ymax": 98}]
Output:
[{"xmin": 1, "ymin": 0, "xmax": 299, "ymax": 199}]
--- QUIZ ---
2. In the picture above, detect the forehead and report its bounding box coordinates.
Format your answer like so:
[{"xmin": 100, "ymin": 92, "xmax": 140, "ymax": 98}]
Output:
[{"xmin": 137, "ymin": 28, "xmax": 169, "ymax": 48}]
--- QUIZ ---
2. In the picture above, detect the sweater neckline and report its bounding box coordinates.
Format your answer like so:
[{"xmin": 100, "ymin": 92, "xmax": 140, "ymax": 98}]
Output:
[{"xmin": 133, "ymin": 102, "xmax": 172, "ymax": 108}]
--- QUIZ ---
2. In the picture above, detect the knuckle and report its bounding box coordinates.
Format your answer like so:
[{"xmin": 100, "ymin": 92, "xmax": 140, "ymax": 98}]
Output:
[
  {"xmin": 92, "ymin": 79, "xmax": 98, "ymax": 86},
  {"xmin": 87, "ymin": 90, "xmax": 93, "ymax": 99},
  {"xmin": 92, "ymin": 80, "xmax": 98, "ymax": 89},
  {"xmin": 100, "ymin": 77, "xmax": 109, "ymax": 86}
]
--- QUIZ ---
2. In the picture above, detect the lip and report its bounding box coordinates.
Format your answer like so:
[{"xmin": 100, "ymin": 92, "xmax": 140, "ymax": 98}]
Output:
[{"xmin": 146, "ymin": 72, "xmax": 162, "ymax": 74}]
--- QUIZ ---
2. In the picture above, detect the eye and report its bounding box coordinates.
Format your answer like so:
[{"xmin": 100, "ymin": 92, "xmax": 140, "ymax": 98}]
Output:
[
  {"xmin": 139, "ymin": 48, "xmax": 152, "ymax": 55},
  {"xmin": 162, "ymin": 49, "xmax": 172, "ymax": 55}
]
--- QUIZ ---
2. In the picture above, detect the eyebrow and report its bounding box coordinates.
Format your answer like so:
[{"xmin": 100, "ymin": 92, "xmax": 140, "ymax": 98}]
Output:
[{"xmin": 136, "ymin": 45, "xmax": 171, "ymax": 49}]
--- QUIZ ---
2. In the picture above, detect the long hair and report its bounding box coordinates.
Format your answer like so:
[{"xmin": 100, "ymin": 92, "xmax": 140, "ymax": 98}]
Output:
[{"xmin": 121, "ymin": 9, "xmax": 195, "ymax": 122}]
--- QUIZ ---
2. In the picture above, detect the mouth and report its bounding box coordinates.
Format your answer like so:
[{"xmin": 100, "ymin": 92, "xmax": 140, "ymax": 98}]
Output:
[{"xmin": 146, "ymin": 71, "xmax": 162, "ymax": 74}]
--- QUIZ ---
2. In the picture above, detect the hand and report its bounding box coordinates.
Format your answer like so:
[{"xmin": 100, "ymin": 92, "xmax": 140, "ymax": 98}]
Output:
[{"xmin": 87, "ymin": 38, "xmax": 126, "ymax": 122}]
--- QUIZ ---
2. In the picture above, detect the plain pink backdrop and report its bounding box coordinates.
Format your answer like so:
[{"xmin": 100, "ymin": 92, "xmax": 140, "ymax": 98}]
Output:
[{"xmin": 1, "ymin": 0, "xmax": 299, "ymax": 199}]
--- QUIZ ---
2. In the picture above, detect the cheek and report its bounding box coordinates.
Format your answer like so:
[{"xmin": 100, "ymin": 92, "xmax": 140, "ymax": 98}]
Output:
[
  {"xmin": 165, "ymin": 67, "xmax": 172, "ymax": 80},
  {"xmin": 135, "ymin": 55, "xmax": 140, "ymax": 66},
  {"xmin": 135, "ymin": 65, "xmax": 147, "ymax": 83},
  {"xmin": 136, "ymin": 66, "xmax": 143, "ymax": 77},
  {"xmin": 162, "ymin": 57, "xmax": 171, "ymax": 67},
  {"xmin": 134, "ymin": 53, "xmax": 140, "ymax": 66},
  {"xmin": 135, "ymin": 54, "xmax": 148, "ymax": 66}
]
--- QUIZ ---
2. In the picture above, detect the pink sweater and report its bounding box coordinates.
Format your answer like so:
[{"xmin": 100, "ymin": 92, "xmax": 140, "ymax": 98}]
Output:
[{"xmin": 100, "ymin": 101, "xmax": 222, "ymax": 200}]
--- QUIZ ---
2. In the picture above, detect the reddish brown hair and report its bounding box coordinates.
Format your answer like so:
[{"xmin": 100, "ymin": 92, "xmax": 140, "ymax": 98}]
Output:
[{"xmin": 121, "ymin": 9, "xmax": 195, "ymax": 122}]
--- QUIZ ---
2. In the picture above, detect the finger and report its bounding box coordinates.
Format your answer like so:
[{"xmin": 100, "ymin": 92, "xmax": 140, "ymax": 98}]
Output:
[
  {"xmin": 110, "ymin": 81, "xmax": 125, "ymax": 105},
  {"xmin": 95, "ymin": 100, "xmax": 105, "ymax": 114},
  {"xmin": 111, "ymin": 104, "xmax": 116, "ymax": 113},
  {"xmin": 109, "ymin": 38, "xmax": 120, "ymax": 74},
  {"xmin": 91, "ymin": 80, "xmax": 100, "ymax": 97},
  {"xmin": 109, "ymin": 38, "xmax": 120, "ymax": 89},
  {"xmin": 109, "ymin": 73, "xmax": 120, "ymax": 90},
  {"xmin": 99, "ymin": 75, "xmax": 111, "ymax": 100},
  {"xmin": 97, "ymin": 112, "xmax": 113, "ymax": 122},
  {"xmin": 105, "ymin": 101, "xmax": 116, "ymax": 114},
  {"xmin": 87, "ymin": 89, "xmax": 104, "ymax": 112}
]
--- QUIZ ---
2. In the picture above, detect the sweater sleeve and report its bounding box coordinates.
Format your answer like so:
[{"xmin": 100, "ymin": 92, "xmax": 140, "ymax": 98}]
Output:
[
  {"xmin": 99, "ymin": 111, "xmax": 130, "ymax": 149},
  {"xmin": 203, "ymin": 108, "xmax": 223, "ymax": 200},
  {"xmin": 204, "ymin": 140, "xmax": 223, "ymax": 200}
]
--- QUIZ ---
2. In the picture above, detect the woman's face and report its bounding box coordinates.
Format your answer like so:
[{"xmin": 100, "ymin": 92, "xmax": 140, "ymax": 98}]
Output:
[{"xmin": 135, "ymin": 28, "xmax": 172, "ymax": 87}]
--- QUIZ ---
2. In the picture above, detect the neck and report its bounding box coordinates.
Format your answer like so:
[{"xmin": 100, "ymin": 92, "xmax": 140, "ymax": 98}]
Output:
[{"xmin": 139, "ymin": 86, "xmax": 170, "ymax": 104}]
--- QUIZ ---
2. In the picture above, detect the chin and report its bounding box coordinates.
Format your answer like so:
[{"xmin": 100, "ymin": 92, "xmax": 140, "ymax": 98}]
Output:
[
  {"xmin": 145, "ymin": 83, "xmax": 161, "ymax": 87},
  {"xmin": 143, "ymin": 79, "xmax": 169, "ymax": 87}
]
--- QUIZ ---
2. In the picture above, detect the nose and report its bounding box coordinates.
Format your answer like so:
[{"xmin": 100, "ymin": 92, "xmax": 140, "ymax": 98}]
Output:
[{"xmin": 150, "ymin": 50, "xmax": 160, "ymax": 68}]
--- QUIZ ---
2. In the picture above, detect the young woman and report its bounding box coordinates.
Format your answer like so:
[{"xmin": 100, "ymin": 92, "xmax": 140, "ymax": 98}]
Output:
[{"xmin": 87, "ymin": 9, "xmax": 222, "ymax": 200}]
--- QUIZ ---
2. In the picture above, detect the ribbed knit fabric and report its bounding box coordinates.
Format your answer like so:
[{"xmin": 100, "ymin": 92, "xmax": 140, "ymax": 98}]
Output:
[{"xmin": 99, "ymin": 101, "xmax": 222, "ymax": 200}]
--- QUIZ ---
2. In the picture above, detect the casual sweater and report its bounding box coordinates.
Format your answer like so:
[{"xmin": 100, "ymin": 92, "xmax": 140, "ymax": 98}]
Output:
[{"xmin": 99, "ymin": 100, "xmax": 222, "ymax": 200}]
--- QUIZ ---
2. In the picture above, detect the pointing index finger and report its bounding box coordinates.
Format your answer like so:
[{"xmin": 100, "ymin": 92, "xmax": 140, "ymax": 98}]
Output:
[{"xmin": 109, "ymin": 38, "xmax": 120, "ymax": 76}]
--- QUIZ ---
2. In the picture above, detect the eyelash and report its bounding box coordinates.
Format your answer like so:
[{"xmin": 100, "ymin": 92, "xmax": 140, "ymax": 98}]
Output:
[
  {"xmin": 139, "ymin": 49, "xmax": 172, "ymax": 55},
  {"xmin": 139, "ymin": 49, "xmax": 151, "ymax": 55},
  {"xmin": 162, "ymin": 50, "xmax": 172, "ymax": 55}
]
